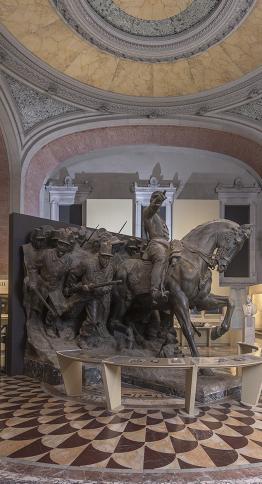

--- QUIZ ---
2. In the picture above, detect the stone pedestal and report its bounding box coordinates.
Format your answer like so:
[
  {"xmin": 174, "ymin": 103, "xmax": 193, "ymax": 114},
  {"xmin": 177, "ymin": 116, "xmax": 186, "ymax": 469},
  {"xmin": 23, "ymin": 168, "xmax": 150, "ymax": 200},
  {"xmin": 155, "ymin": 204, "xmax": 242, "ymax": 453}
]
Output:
[
  {"xmin": 243, "ymin": 315, "xmax": 256, "ymax": 345},
  {"xmin": 229, "ymin": 286, "xmax": 247, "ymax": 348},
  {"xmin": 230, "ymin": 329, "xmax": 243, "ymax": 349},
  {"xmin": 25, "ymin": 357, "xmax": 241, "ymax": 404},
  {"xmin": 230, "ymin": 287, "xmax": 246, "ymax": 331}
]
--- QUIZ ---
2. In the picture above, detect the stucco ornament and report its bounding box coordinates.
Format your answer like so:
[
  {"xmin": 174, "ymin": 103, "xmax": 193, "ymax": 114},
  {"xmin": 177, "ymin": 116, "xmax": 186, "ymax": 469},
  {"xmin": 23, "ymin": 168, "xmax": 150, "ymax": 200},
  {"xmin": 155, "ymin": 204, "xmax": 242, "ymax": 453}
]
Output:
[
  {"xmin": 3, "ymin": 73, "xmax": 81, "ymax": 133},
  {"xmin": 52, "ymin": 0, "xmax": 255, "ymax": 62}
]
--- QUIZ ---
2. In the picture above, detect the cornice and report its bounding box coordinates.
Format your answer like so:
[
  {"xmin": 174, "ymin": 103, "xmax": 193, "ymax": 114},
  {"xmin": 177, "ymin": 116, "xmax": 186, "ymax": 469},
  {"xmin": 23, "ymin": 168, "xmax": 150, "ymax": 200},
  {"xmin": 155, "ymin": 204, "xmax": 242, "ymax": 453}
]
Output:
[
  {"xmin": 52, "ymin": 0, "xmax": 255, "ymax": 63},
  {"xmin": 20, "ymin": 116, "xmax": 262, "ymax": 176},
  {"xmin": 1, "ymin": 27, "xmax": 262, "ymax": 120}
]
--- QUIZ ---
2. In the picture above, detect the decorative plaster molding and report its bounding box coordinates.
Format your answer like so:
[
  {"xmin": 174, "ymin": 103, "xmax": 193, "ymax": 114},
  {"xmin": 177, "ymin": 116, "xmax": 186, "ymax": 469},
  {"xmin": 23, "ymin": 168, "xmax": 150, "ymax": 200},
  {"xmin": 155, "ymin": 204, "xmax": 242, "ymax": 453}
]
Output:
[
  {"xmin": 216, "ymin": 178, "xmax": 261, "ymax": 194},
  {"xmin": 229, "ymin": 98, "xmax": 262, "ymax": 123},
  {"xmin": 52, "ymin": 0, "xmax": 254, "ymax": 62},
  {"xmin": 207, "ymin": 96, "xmax": 262, "ymax": 135},
  {"xmin": 20, "ymin": 122, "xmax": 262, "ymax": 218},
  {"xmin": 19, "ymin": 116, "xmax": 262, "ymax": 197},
  {"xmin": 1, "ymin": 29, "xmax": 262, "ymax": 121},
  {"xmin": 3, "ymin": 72, "xmax": 83, "ymax": 133},
  {"xmin": 0, "ymin": 81, "xmax": 23, "ymax": 212},
  {"xmin": 86, "ymin": 0, "xmax": 219, "ymax": 36}
]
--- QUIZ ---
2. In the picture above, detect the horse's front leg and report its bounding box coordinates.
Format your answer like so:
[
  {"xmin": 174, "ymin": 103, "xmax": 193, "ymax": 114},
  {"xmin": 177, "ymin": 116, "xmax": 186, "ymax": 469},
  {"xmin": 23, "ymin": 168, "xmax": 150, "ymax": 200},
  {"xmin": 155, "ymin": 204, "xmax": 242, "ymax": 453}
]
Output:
[
  {"xmin": 171, "ymin": 286, "xmax": 200, "ymax": 357},
  {"xmin": 195, "ymin": 293, "xmax": 235, "ymax": 340}
]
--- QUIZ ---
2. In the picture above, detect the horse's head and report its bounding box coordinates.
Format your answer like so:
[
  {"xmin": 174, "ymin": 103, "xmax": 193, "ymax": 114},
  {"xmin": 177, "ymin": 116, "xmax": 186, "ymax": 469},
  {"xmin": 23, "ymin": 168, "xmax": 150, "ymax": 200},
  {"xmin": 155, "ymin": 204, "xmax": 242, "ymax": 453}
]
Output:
[{"xmin": 215, "ymin": 224, "xmax": 252, "ymax": 273}]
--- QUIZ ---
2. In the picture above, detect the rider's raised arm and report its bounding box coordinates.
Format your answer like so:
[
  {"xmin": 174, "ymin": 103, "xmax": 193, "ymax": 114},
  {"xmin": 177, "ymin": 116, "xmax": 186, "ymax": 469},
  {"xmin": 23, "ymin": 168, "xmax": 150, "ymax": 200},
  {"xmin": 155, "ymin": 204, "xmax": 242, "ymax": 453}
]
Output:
[
  {"xmin": 143, "ymin": 202, "xmax": 159, "ymax": 220},
  {"xmin": 144, "ymin": 191, "xmax": 166, "ymax": 219}
]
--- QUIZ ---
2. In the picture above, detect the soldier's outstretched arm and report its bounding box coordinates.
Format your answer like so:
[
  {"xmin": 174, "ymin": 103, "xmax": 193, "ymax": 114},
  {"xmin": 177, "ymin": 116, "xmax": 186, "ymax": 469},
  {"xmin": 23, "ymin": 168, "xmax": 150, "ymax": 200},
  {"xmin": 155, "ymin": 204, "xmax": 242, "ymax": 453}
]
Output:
[{"xmin": 144, "ymin": 191, "xmax": 166, "ymax": 219}]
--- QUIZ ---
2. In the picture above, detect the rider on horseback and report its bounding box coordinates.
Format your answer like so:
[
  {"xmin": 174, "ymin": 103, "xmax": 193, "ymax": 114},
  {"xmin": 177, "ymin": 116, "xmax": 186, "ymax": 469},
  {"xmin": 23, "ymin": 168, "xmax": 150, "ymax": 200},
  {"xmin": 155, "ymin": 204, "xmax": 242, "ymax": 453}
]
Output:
[{"xmin": 142, "ymin": 190, "xmax": 170, "ymax": 305}]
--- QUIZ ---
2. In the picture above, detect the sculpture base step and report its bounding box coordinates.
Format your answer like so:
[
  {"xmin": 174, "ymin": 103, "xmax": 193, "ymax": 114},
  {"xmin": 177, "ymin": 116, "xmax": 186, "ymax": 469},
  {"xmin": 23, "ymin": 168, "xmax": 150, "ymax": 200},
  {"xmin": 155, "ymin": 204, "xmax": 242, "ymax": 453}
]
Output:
[{"xmin": 24, "ymin": 357, "xmax": 241, "ymax": 404}]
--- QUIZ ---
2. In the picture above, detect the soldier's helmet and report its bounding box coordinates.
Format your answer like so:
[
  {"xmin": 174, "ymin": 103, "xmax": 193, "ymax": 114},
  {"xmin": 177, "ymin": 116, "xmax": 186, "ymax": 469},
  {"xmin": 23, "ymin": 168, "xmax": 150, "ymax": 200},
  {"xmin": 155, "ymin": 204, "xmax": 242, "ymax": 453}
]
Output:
[
  {"xmin": 54, "ymin": 229, "xmax": 74, "ymax": 247},
  {"xmin": 64, "ymin": 226, "xmax": 80, "ymax": 242},
  {"xmin": 30, "ymin": 227, "xmax": 45, "ymax": 242},
  {"xmin": 99, "ymin": 241, "xmax": 113, "ymax": 257},
  {"xmin": 41, "ymin": 225, "xmax": 54, "ymax": 238},
  {"xmin": 126, "ymin": 238, "xmax": 138, "ymax": 253}
]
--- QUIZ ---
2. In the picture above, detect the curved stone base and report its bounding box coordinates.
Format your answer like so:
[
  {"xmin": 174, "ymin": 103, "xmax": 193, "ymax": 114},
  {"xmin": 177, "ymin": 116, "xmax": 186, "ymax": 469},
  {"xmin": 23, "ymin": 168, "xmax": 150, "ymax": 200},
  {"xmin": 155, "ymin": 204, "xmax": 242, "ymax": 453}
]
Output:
[{"xmin": 24, "ymin": 356, "xmax": 241, "ymax": 404}]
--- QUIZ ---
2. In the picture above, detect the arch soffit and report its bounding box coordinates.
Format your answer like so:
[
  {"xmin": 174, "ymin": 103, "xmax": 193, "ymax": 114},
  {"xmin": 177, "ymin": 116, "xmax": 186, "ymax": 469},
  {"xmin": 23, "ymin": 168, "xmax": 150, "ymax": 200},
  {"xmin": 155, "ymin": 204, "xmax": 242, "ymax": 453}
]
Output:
[
  {"xmin": 21, "ymin": 122, "xmax": 262, "ymax": 215},
  {"xmin": 0, "ymin": 127, "xmax": 10, "ymax": 182},
  {"xmin": 0, "ymin": 92, "xmax": 21, "ymax": 212}
]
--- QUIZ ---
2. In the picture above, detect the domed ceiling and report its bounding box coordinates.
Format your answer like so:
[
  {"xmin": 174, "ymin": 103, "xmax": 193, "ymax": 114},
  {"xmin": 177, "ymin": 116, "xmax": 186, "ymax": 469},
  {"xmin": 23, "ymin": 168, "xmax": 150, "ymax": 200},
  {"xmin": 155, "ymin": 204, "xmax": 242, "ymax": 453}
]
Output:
[
  {"xmin": 0, "ymin": 0, "xmax": 261, "ymax": 97},
  {"xmin": 112, "ymin": 0, "xmax": 192, "ymax": 19}
]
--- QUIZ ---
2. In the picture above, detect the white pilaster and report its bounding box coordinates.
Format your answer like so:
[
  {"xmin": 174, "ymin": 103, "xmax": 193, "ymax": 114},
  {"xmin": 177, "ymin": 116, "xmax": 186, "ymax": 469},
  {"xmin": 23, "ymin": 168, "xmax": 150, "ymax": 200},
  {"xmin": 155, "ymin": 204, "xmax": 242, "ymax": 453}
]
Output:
[{"xmin": 46, "ymin": 184, "xmax": 78, "ymax": 221}]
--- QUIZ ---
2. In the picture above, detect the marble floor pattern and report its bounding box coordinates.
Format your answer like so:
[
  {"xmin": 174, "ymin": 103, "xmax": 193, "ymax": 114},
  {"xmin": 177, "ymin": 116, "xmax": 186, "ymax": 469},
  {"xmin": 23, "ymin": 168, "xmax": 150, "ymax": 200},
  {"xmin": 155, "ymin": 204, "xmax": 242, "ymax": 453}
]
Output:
[{"xmin": 1, "ymin": 376, "xmax": 262, "ymax": 473}]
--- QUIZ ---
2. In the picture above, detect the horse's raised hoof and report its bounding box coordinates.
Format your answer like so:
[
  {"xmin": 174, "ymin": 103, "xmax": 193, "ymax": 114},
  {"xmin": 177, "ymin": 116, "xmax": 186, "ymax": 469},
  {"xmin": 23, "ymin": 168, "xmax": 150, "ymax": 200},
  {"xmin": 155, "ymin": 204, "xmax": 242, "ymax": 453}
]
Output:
[
  {"xmin": 211, "ymin": 326, "xmax": 221, "ymax": 340},
  {"xmin": 211, "ymin": 323, "xmax": 229, "ymax": 340},
  {"xmin": 200, "ymin": 368, "xmax": 215, "ymax": 377}
]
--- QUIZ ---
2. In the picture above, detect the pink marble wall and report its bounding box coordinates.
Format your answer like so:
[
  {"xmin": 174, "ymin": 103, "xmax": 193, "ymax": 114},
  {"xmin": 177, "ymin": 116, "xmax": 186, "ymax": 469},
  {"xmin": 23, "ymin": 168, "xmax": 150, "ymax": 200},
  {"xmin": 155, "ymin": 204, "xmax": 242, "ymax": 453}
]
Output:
[
  {"xmin": 24, "ymin": 125, "xmax": 262, "ymax": 216},
  {"xmin": 0, "ymin": 129, "xmax": 9, "ymax": 275}
]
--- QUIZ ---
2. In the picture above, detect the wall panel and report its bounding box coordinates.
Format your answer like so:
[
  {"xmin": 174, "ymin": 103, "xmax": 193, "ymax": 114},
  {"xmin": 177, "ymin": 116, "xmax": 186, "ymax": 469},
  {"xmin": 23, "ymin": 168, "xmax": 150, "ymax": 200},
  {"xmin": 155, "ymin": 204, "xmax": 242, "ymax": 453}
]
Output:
[{"xmin": 85, "ymin": 199, "xmax": 133, "ymax": 236}]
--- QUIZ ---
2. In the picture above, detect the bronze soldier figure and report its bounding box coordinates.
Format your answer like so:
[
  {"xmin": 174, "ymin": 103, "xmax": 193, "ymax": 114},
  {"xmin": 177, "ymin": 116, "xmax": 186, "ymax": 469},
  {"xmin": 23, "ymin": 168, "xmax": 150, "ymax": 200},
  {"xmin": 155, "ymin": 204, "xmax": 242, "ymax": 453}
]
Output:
[
  {"xmin": 31, "ymin": 229, "xmax": 74, "ymax": 335},
  {"xmin": 64, "ymin": 240, "xmax": 114, "ymax": 346},
  {"xmin": 81, "ymin": 241, "xmax": 114, "ymax": 343},
  {"xmin": 23, "ymin": 226, "xmax": 54, "ymax": 320}
]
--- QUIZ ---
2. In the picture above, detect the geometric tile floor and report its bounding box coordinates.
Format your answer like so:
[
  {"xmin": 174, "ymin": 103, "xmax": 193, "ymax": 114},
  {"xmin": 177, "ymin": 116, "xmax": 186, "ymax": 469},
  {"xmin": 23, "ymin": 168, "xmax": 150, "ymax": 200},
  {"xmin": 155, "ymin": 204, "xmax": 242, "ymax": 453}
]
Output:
[{"xmin": 1, "ymin": 376, "xmax": 262, "ymax": 473}]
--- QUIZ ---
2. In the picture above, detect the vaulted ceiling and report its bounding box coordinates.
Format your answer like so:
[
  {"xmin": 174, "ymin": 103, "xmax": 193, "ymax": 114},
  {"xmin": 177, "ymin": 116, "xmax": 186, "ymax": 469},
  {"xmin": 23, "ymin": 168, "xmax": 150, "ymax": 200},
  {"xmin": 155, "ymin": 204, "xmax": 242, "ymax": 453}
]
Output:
[
  {"xmin": 0, "ymin": 0, "xmax": 261, "ymax": 273},
  {"xmin": 0, "ymin": 0, "xmax": 261, "ymax": 97},
  {"xmin": 0, "ymin": 0, "xmax": 261, "ymax": 175}
]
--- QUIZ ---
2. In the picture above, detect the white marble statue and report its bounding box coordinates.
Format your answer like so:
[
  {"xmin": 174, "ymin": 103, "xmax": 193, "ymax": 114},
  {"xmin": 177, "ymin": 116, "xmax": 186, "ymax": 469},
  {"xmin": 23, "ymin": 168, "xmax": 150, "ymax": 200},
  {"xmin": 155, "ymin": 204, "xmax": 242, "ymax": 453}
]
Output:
[
  {"xmin": 242, "ymin": 295, "xmax": 257, "ymax": 344},
  {"xmin": 243, "ymin": 295, "xmax": 257, "ymax": 317}
]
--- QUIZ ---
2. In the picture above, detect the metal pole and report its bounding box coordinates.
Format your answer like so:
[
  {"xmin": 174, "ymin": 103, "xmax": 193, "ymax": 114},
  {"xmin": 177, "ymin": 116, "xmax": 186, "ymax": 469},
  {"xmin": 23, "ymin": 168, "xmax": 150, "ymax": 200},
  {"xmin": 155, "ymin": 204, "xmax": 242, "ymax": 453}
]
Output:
[{"xmin": 118, "ymin": 221, "xmax": 127, "ymax": 234}]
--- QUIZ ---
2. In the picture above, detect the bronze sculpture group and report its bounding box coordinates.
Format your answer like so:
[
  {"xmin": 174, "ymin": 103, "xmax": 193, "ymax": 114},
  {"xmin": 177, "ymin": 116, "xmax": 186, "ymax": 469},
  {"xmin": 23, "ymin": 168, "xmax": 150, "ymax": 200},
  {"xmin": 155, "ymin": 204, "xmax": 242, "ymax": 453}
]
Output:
[{"xmin": 23, "ymin": 191, "xmax": 251, "ymax": 364}]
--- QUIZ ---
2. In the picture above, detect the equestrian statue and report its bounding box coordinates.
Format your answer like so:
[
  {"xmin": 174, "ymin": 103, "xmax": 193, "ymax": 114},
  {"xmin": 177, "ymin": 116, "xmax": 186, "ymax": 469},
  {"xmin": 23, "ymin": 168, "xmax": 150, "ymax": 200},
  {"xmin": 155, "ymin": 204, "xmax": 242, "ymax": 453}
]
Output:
[{"xmin": 110, "ymin": 191, "xmax": 252, "ymax": 357}]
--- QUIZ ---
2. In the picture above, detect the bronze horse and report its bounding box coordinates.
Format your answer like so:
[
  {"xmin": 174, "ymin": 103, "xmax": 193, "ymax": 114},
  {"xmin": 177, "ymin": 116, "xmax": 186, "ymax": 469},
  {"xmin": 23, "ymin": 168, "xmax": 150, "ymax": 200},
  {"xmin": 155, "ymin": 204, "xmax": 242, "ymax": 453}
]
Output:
[{"xmin": 111, "ymin": 220, "xmax": 251, "ymax": 357}]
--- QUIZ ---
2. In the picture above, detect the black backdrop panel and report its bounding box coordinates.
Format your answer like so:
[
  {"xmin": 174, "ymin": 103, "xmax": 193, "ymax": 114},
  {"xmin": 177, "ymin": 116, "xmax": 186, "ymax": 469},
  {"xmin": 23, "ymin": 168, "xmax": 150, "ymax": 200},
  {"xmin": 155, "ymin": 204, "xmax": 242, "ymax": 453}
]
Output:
[
  {"xmin": 224, "ymin": 205, "xmax": 250, "ymax": 278},
  {"xmin": 7, "ymin": 213, "xmax": 81, "ymax": 376},
  {"xmin": 59, "ymin": 204, "xmax": 82, "ymax": 225}
]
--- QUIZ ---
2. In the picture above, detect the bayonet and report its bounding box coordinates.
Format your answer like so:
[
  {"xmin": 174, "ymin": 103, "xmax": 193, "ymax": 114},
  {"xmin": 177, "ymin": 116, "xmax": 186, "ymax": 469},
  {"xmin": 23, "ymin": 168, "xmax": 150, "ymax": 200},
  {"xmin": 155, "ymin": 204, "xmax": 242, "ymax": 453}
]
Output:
[
  {"xmin": 118, "ymin": 221, "xmax": 127, "ymax": 234},
  {"xmin": 81, "ymin": 224, "xmax": 99, "ymax": 246}
]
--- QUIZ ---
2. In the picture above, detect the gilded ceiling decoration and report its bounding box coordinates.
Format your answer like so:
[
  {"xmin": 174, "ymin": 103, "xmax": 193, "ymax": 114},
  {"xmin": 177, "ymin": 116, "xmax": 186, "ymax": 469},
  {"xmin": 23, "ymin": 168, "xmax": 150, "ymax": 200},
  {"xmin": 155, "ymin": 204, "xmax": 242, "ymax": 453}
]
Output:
[
  {"xmin": 112, "ymin": 0, "xmax": 193, "ymax": 20},
  {"xmin": 0, "ymin": 0, "xmax": 261, "ymax": 98}
]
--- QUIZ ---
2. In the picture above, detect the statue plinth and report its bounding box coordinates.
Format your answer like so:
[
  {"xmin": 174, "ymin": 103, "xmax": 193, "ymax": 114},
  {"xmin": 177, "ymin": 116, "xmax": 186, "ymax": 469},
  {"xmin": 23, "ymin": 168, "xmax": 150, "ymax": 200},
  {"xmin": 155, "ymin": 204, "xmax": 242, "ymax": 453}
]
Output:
[
  {"xmin": 243, "ymin": 296, "xmax": 257, "ymax": 345},
  {"xmin": 243, "ymin": 315, "xmax": 256, "ymax": 345}
]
